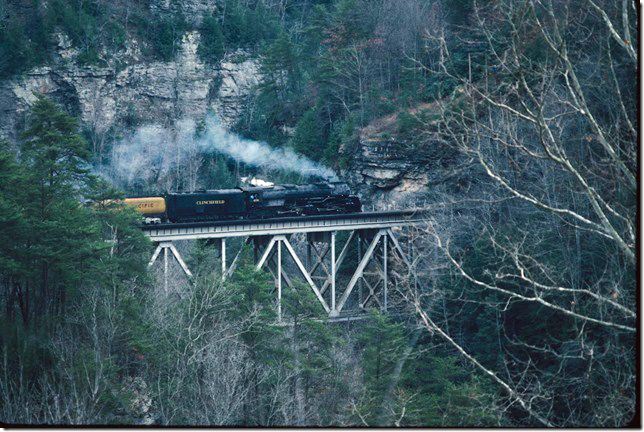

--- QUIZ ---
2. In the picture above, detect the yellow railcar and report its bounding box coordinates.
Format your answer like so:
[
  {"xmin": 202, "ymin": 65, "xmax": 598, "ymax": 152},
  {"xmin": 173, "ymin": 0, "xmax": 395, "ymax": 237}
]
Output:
[{"xmin": 124, "ymin": 197, "xmax": 166, "ymax": 223}]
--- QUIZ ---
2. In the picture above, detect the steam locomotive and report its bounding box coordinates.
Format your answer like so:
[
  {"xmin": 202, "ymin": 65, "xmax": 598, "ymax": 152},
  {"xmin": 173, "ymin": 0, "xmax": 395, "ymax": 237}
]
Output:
[{"xmin": 125, "ymin": 182, "xmax": 362, "ymax": 224}]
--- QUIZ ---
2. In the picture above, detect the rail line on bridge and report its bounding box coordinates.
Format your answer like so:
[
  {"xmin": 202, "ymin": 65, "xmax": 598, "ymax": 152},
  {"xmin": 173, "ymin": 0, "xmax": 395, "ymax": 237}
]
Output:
[{"xmin": 143, "ymin": 210, "xmax": 428, "ymax": 319}]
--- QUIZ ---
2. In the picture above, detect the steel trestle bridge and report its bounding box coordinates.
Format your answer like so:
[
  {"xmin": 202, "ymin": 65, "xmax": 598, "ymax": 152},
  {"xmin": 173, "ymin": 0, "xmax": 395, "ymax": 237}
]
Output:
[{"xmin": 143, "ymin": 210, "xmax": 427, "ymax": 320}]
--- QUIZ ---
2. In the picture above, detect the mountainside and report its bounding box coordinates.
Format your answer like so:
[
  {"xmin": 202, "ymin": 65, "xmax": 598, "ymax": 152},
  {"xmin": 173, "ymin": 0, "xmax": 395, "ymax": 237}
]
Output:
[
  {"xmin": 0, "ymin": 0, "xmax": 636, "ymax": 427},
  {"xmin": 0, "ymin": 0, "xmax": 461, "ymax": 197},
  {"xmin": 0, "ymin": 27, "xmax": 260, "ymax": 144}
]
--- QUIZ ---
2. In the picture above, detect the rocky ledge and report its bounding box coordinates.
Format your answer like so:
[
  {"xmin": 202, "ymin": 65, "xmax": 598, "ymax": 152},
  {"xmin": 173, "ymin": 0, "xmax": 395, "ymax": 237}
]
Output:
[{"xmin": 343, "ymin": 105, "xmax": 469, "ymax": 210}]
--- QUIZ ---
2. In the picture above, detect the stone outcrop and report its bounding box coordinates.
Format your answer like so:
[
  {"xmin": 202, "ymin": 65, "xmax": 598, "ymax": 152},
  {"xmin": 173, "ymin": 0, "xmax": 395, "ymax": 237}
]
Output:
[
  {"xmin": 343, "ymin": 105, "xmax": 468, "ymax": 209},
  {"xmin": 211, "ymin": 54, "xmax": 262, "ymax": 128},
  {"xmin": 0, "ymin": 29, "xmax": 261, "ymax": 142}
]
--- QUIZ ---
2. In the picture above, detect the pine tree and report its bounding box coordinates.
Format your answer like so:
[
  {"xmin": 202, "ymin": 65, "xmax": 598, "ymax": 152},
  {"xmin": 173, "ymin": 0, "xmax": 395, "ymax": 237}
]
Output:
[
  {"xmin": 353, "ymin": 310, "xmax": 406, "ymax": 426},
  {"xmin": 400, "ymin": 349, "xmax": 503, "ymax": 426},
  {"xmin": 18, "ymin": 96, "xmax": 94, "ymax": 322},
  {"xmin": 0, "ymin": 139, "xmax": 29, "ymax": 323},
  {"xmin": 198, "ymin": 14, "xmax": 225, "ymax": 64},
  {"xmin": 290, "ymin": 108, "xmax": 325, "ymax": 161},
  {"xmin": 226, "ymin": 261, "xmax": 285, "ymax": 424},
  {"xmin": 282, "ymin": 282, "xmax": 337, "ymax": 425}
]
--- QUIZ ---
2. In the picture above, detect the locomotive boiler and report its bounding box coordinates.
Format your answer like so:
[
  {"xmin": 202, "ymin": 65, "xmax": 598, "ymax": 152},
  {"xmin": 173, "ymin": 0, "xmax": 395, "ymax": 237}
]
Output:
[{"xmin": 125, "ymin": 182, "xmax": 361, "ymax": 224}]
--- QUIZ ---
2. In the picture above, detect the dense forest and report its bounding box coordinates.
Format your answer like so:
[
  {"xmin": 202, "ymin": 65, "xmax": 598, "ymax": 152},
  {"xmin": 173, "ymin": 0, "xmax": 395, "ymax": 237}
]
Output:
[{"xmin": 0, "ymin": 0, "xmax": 638, "ymax": 426}]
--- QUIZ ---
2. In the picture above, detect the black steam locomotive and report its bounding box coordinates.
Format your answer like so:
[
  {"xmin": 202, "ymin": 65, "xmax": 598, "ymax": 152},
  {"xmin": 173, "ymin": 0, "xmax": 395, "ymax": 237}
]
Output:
[{"xmin": 125, "ymin": 182, "xmax": 362, "ymax": 224}]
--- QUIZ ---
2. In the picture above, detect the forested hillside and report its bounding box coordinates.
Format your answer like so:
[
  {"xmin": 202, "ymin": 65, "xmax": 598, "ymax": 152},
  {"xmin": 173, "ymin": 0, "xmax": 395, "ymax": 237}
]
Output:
[{"xmin": 0, "ymin": 0, "xmax": 637, "ymax": 426}]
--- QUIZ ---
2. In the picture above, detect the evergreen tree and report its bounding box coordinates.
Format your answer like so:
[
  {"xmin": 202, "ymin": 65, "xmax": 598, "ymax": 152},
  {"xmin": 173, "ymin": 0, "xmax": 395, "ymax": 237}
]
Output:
[
  {"xmin": 353, "ymin": 311, "xmax": 406, "ymax": 426},
  {"xmin": 226, "ymin": 260, "xmax": 286, "ymax": 424},
  {"xmin": 198, "ymin": 14, "xmax": 225, "ymax": 64},
  {"xmin": 0, "ymin": 97, "xmax": 153, "ymax": 424},
  {"xmin": 85, "ymin": 178, "xmax": 151, "ymax": 285},
  {"xmin": 401, "ymin": 350, "xmax": 502, "ymax": 426},
  {"xmin": 20, "ymin": 95, "xmax": 91, "ymax": 211},
  {"xmin": 199, "ymin": 154, "xmax": 237, "ymax": 189},
  {"xmin": 282, "ymin": 282, "xmax": 338, "ymax": 425},
  {"xmin": 16, "ymin": 95, "xmax": 96, "ymax": 324},
  {"xmin": 0, "ymin": 15, "xmax": 34, "ymax": 78},
  {"xmin": 290, "ymin": 108, "xmax": 325, "ymax": 161},
  {"xmin": 0, "ymin": 139, "xmax": 29, "ymax": 323}
]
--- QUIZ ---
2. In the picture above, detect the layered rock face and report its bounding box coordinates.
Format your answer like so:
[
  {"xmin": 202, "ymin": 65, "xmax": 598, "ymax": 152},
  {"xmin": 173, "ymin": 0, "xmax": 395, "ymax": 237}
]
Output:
[
  {"xmin": 0, "ymin": 29, "xmax": 260, "ymax": 143},
  {"xmin": 343, "ymin": 107, "xmax": 468, "ymax": 210}
]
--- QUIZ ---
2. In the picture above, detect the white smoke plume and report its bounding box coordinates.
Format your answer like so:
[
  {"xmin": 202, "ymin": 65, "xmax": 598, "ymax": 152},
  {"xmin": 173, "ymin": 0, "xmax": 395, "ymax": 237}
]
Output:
[
  {"xmin": 201, "ymin": 115, "xmax": 336, "ymax": 179},
  {"xmin": 106, "ymin": 114, "xmax": 337, "ymax": 191}
]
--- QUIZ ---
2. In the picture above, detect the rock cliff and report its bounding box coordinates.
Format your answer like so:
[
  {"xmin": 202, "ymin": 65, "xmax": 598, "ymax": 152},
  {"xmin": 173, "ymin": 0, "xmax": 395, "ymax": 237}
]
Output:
[
  {"xmin": 343, "ymin": 104, "xmax": 471, "ymax": 210},
  {"xmin": 0, "ymin": 28, "xmax": 260, "ymax": 143}
]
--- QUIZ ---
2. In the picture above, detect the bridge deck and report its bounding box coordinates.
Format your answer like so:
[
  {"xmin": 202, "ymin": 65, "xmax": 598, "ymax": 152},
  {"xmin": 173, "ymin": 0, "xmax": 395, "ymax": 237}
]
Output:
[{"xmin": 142, "ymin": 210, "xmax": 428, "ymax": 241}]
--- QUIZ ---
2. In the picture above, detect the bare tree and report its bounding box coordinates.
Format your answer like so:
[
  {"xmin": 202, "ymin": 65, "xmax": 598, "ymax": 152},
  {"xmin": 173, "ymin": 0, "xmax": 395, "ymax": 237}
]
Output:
[{"xmin": 401, "ymin": 0, "xmax": 636, "ymax": 426}]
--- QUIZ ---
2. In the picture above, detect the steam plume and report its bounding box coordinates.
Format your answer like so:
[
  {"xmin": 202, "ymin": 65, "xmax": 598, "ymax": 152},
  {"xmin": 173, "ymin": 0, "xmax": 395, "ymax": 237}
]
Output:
[
  {"xmin": 107, "ymin": 114, "xmax": 337, "ymax": 190},
  {"xmin": 201, "ymin": 115, "xmax": 336, "ymax": 179}
]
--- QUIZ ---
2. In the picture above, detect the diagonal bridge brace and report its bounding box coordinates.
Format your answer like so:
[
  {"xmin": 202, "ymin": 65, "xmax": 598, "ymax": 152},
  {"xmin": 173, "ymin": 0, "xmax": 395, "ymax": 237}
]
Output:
[
  {"xmin": 333, "ymin": 228, "xmax": 412, "ymax": 316},
  {"xmin": 148, "ymin": 241, "xmax": 194, "ymax": 292},
  {"xmin": 256, "ymin": 235, "xmax": 331, "ymax": 317}
]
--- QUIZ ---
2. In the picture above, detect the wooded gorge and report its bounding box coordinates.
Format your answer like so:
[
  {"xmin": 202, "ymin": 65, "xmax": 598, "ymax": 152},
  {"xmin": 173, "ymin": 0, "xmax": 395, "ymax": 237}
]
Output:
[{"xmin": 0, "ymin": 0, "xmax": 637, "ymax": 426}]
